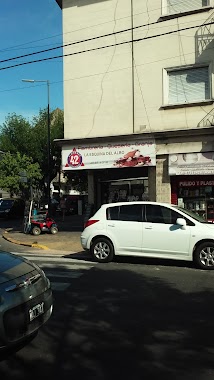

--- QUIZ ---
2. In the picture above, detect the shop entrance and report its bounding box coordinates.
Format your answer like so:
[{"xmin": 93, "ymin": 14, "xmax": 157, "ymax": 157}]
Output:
[{"xmin": 101, "ymin": 177, "xmax": 149, "ymax": 204}]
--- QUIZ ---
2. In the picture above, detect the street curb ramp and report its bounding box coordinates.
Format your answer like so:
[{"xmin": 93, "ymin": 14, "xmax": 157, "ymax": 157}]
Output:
[{"xmin": 3, "ymin": 230, "xmax": 49, "ymax": 250}]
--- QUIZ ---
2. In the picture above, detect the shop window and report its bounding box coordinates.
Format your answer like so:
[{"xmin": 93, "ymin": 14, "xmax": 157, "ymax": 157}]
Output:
[
  {"xmin": 102, "ymin": 178, "xmax": 148, "ymax": 204},
  {"xmin": 165, "ymin": 0, "xmax": 209, "ymax": 15},
  {"xmin": 165, "ymin": 65, "xmax": 210, "ymax": 105}
]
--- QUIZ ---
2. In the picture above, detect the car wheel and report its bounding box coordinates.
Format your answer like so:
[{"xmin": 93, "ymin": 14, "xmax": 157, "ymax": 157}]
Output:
[
  {"xmin": 90, "ymin": 237, "xmax": 114, "ymax": 263},
  {"xmin": 32, "ymin": 226, "xmax": 41, "ymax": 236},
  {"xmin": 194, "ymin": 242, "xmax": 214, "ymax": 269},
  {"xmin": 50, "ymin": 225, "xmax": 58, "ymax": 234}
]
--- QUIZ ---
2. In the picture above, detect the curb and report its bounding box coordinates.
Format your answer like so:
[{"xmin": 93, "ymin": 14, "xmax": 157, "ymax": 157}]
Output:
[{"xmin": 3, "ymin": 231, "xmax": 49, "ymax": 250}]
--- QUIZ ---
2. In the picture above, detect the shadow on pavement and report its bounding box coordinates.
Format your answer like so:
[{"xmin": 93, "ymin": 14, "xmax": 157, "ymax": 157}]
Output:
[
  {"xmin": 1, "ymin": 264, "xmax": 214, "ymax": 379},
  {"xmin": 63, "ymin": 250, "xmax": 96, "ymax": 262},
  {"xmin": 64, "ymin": 250, "xmax": 196, "ymax": 270}
]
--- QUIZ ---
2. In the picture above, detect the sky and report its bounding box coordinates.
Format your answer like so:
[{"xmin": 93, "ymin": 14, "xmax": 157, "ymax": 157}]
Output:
[{"xmin": 0, "ymin": 0, "xmax": 63, "ymax": 126}]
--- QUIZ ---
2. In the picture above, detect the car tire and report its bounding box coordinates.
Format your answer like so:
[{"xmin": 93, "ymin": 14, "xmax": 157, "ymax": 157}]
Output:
[
  {"xmin": 90, "ymin": 237, "xmax": 114, "ymax": 263},
  {"xmin": 194, "ymin": 242, "xmax": 214, "ymax": 270},
  {"xmin": 32, "ymin": 226, "xmax": 41, "ymax": 236},
  {"xmin": 50, "ymin": 225, "xmax": 58, "ymax": 234}
]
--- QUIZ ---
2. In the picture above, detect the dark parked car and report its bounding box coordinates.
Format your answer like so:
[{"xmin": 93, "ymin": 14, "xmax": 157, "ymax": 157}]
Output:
[
  {"xmin": 0, "ymin": 251, "xmax": 53, "ymax": 350},
  {"xmin": 0, "ymin": 198, "xmax": 25, "ymax": 219}
]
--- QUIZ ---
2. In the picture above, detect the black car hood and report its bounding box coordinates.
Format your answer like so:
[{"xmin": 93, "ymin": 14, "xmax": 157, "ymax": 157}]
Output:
[{"xmin": 0, "ymin": 251, "xmax": 35, "ymax": 284}]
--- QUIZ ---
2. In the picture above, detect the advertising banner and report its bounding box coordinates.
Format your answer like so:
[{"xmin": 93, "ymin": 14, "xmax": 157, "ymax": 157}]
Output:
[
  {"xmin": 62, "ymin": 140, "xmax": 156, "ymax": 170},
  {"xmin": 169, "ymin": 152, "xmax": 214, "ymax": 175}
]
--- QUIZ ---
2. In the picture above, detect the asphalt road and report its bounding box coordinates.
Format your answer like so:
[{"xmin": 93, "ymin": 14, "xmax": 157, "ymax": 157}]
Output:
[{"xmin": 1, "ymin": 236, "xmax": 214, "ymax": 379}]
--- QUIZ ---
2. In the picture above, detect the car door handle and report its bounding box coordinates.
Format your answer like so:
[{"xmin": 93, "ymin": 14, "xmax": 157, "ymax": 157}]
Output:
[
  {"xmin": 108, "ymin": 224, "xmax": 115, "ymax": 227},
  {"xmin": 145, "ymin": 225, "xmax": 153, "ymax": 229}
]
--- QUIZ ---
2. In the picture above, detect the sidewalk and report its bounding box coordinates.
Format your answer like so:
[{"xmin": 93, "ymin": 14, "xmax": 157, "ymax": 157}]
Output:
[{"xmin": 1, "ymin": 214, "xmax": 85, "ymax": 253}]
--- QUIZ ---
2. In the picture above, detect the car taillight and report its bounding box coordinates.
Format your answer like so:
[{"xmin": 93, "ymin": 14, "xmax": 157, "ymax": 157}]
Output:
[{"xmin": 84, "ymin": 219, "xmax": 99, "ymax": 228}]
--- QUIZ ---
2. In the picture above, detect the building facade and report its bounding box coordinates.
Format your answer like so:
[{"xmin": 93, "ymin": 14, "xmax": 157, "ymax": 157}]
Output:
[{"xmin": 56, "ymin": 0, "xmax": 214, "ymax": 220}]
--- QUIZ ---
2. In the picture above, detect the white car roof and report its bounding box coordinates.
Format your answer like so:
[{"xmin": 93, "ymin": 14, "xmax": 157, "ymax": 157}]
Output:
[{"xmin": 100, "ymin": 201, "xmax": 173, "ymax": 208}]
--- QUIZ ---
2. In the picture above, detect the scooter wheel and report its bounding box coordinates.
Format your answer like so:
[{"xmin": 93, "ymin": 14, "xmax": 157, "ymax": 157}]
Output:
[
  {"xmin": 50, "ymin": 226, "xmax": 58, "ymax": 234},
  {"xmin": 32, "ymin": 226, "xmax": 41, "ymax": 236}
]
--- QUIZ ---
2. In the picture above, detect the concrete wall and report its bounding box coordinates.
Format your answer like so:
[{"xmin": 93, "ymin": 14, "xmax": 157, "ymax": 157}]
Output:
[
  {"xmin": 62, "ymin": 0, "xmax": 214, "ymax": 140},
  {"xmin": 156, "ymin": 156, "xmax": 171, "ymax": 203}
]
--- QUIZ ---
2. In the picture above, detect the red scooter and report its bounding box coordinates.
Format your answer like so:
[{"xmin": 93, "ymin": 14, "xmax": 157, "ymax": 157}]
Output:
[{"xmin": 30, "ymin": 214, "xmax": 58, "ymax": 236}]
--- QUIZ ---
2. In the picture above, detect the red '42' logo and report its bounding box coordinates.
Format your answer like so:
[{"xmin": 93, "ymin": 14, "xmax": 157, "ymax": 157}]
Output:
[{"xmin": 67, "ymin": 148, "xmax": 83, "ymax": 168}]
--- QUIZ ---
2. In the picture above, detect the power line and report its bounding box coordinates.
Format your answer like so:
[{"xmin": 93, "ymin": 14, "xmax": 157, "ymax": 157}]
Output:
[
  {"xmin": 0, "ymin": 21, "xmax": 213, "ymax": 72},
  {"xmin": 0, "ymin": 0, "xmax": 192, "ymax": 53},
  {"xmin": 0, "ymin": 33, "xmax": 212, "ymax": 95},
  {"xmin": 0, "ymin": 19, "xmax": 176, "ymax": 63},
  {"xmin": 0, "ymin": 16, "xmax": 211, "ymax": 64},
  {"xmin": 52, "ymin": 45, "xmax": 199, "ymax": 87}
]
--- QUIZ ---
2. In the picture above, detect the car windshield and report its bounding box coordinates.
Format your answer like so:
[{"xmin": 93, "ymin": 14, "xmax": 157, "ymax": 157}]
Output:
[
  {"xmin": 0, "ymin": 200, "xmax": 14, "ymax": 208},
  {"xmin": 176, "ymin": 206, "xmax": 207, "ymax": 223}
]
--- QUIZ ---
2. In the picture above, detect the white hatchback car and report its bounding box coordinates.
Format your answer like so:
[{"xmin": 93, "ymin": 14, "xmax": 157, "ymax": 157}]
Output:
[{"xmin": 81, "ymin": 201, "xmax": 214, "ymax": 269}]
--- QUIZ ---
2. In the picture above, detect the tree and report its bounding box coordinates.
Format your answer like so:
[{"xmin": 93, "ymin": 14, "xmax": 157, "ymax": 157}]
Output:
[
  {"xmin": 0, "ymin": 152, "xmax": 42, "ymax": 198},
  {"xmin": 31, "ymin": 108, "xmax": 64, "ymax": 196},
  {"xmin": 65, "ymin": 171, "xmax": 88, "ymax": 194},
  {"xmin": 0, "ymin": 113, "xmax": 33, "ymax": 156},
  {"xmin": 0, "ymin": 108, "xmax": 64, "ymax": 198}
]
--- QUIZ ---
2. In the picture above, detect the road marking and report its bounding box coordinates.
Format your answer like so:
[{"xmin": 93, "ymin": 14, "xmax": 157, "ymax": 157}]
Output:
[
  {"xmin": 10, "ymin": 252, "xmax": 93, "ymax": 264},
  {"xmin": 10, "ymin": 251, "xmax": 96, "ymax": 292}
]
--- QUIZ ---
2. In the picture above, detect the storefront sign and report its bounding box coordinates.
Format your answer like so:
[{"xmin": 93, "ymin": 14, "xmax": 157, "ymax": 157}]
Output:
[
  {"xmin": 169, "ymin": 152, "xmax": 214, "ymax": 175},
  {"xmin": 62, "ymin": 140, "xmax": 156, "ymax": 170},
  {"xmin": 179, "ymin": 180, "xmax": 214, "ymax": 187}
]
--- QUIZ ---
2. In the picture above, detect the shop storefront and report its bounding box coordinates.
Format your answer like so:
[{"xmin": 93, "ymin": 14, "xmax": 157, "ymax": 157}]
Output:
[
  {"xmin": 62, "ymin": 139, "xmax": 156, "ymax": 208},
  {"xmin": 169, "ymin": 152, "xmax": 214, "ymax": 221},
  {"xmin": 100, "ymin": 176, "xmax": 149, "ymax": 204}
]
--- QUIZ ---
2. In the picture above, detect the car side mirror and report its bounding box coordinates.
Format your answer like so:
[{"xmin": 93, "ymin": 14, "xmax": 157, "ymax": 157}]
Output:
[{"xmin": 176, "ymin": 218, "xmax": 186, "ymax": 229}]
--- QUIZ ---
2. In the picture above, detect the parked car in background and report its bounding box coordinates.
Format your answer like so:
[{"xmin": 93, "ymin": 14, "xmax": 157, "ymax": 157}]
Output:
[
  {"xmin": 0, "ymin": 251, "xmax": 53, "ymax": 350},
  {"xmin": 81, "ymin": 201, "xmax": 214, "ymax": 270},
  {"xmin": 0, "ymin": 198, "xmax": 25, "ymax": 219}
]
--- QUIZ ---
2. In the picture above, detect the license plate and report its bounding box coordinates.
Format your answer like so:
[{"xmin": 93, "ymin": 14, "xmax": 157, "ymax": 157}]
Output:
[{"xmin": 29, "ymin": 302, "xmax": 44, "ymax": 322}]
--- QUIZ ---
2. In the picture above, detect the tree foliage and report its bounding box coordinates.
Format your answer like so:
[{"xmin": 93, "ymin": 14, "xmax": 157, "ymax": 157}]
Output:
[
  {"xmin": 31, "ymin": 108, "xmax": 64, "ymax": 184},
  {"xmin": 0, "ymin": 152, "xmax": 42, "ymax": 197},
  {"xmin": 0, "ymin": 108, "xmax": 64, "ymax": 197},
  {"xmin": 0, "ymin": 114, "xmax": 33, "ymax": 156},
  {"xmin": 65, "ymin": 171, "xmax": 88, "ymax": 194}
]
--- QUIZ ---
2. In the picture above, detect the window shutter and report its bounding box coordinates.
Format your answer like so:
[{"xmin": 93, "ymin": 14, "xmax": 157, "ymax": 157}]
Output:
[
  {"xmin": 167, "ymin": 0, "xmax": 208, "ymax": 14},
  {"xmin": 168, "ymin": 66, "xmax": 210, "ymax": 104}
]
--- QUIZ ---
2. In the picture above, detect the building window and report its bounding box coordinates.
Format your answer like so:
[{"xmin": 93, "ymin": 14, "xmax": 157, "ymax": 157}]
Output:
[
  {"xmin": 166, "ymin": 0, "xmax": 209, "ymax": 15},
  {"xmin": 166, "ymin": 65, "xmax": 210, "ymax": 105}
]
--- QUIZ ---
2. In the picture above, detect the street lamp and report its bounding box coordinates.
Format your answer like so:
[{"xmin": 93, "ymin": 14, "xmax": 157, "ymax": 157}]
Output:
[{"xmin": 22, "ymin": 79, "xmax": 51, "ymax": 213}]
